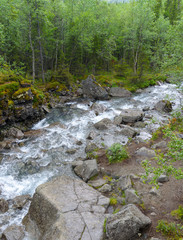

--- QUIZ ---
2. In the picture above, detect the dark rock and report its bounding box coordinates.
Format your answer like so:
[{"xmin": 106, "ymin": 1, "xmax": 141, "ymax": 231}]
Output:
[
  {"xmin": 157, "ymin": 174, "xmax": 169, "ymax": 183},
  {"xmin": 0, "ymin": 198, "xmax": 9, "ymax": 213},
  {"xmin": 87, "ymin": 131, "xmax": 97, "ymax": 140},
  {"xmin": 106, "ymin": 204, "xmax": 151, "ymax": 240},
  {"xmin": 154, "ymin": 100, "xmax": 172, "ymax": 113},
  {"xmin": 66, "ymin": 148, "xmax": 77, "ymax": 154},
  {"xmin": 2, "ymin": 224, "xmax": 25, "ymax": 240},
  {"xmin": 82, "ymin": 75, "xmax": 109, "ymax": 100},
  {"xmin": 74, "ymin": 159, "xmax": 99, "ymax": 182},
  {"xmin": 109, "ymin": 87, "xmax": 132, "ymax": 98}
]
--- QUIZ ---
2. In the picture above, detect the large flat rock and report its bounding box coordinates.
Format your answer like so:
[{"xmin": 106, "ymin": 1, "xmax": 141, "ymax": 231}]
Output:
[{"xmin": 23, "ymin": 176, "xmax": 110, "ymax": 240}]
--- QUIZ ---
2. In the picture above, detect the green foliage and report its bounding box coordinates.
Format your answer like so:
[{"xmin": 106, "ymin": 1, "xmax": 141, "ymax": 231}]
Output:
[
  {"xmin": 106, "ymin": 143, "xmax": 128, "ymax": 164},
  {"xmin": 171, "ymin": 206, "xmax": 183, "ymax": 220},
  {"xmin": 103, "ymin": 218, "xmax": 107, "ymax": 233},
  {"xmin": 109, "ymin": 197, "xmax": 117, "ymax": 206},
  {"xmin": 156, "ymin": 220, "xmax": 183, "ymax": 239},
  {"xmin": 0, "ymin": 82, "xmax": 19, "ymax": 98}
]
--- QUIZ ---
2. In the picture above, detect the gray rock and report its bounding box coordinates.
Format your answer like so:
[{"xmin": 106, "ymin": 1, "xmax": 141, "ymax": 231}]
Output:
[
  {"xmin": 152, "ymin": 141, "xmax": 167, "ymax": 149},
  {"xmin": 117, "ymin": 109, "xmax": 144, "ymax": 124},
  {"xmin": 109, "ymin": 87, "xmax": 132, "ymax": 98},
  {"xmin": 82, "ymin": 75, "xmax": 109, "ymax": 100},
  {"xmin": 98, "ymin": 184, "xmax": 112, "ymax": 193},
  {"xmin": 66, "ymin": 148, "xmax": 77, "ymax": 154},
  {"xmin": 154, "ymin": 100, "xmax": 172, "ymax": 113},
  {"xmin": 125, "ymin": 189, "xmax": 142, "ymax": 204},
  {"xmin": 150, "ymin": 238, "xmax": 161, "ymax": 240},
  {"xmin": 0, "ymin": 198, "xmax": 9, "ymax": 213},
  {"xmin": 2, "ymin": 224, "xmax": 25, "ymax": 240},
  {"xmin": 23, "ymin": 176, "xmax": 109, "ymax": 240},
  {"xmin": 12, "ymin": 195, "xmax": 31, "ymax": 210},
  {"xmin": 117, "ymin": 125, "xmax": 137, "ymax": 138},
  {"xmin": 91, "ymin": 103, "xmax": 106, "ymax": 115},
  {"xmin": 85, "ymin": 142, "xmax": 98, "ymax": 153},
  {"xmin": 142, "ymin": 106, "xmax": 150, "ymax": 111},
  {"xmin": 157, "ymin": 174, "xmax": 169, "ymax": 183},
  {"xmin": 7, "ymin": 127, "xmax": 24, "ymax": 139},
  {"xmin": 136, "ymin": 147, "xmax": 156, "ymax": 158},
  {"xmin": 88, "ymin": 178, "xmax": 107, "ymax": 188},
  {"xmin": 136, "ymin": 89, "xmax": 143, "ymax": 94},
  {"xmin": 74, "ymin": 159, "xmax": 99, "ymax": 182},
  {"xmin": 106, "ymin": 204, "xmax": 151, "ymax": 240},
  {"xmin": 87, "ymin": 131, "xmax": 97, "ymax": 140},
  {"xmin": 134, "ymin": 122, "xmax": 147, "ymax": 128},
  {"xmin": 149, "ymin": 187, "xmax": 160, "ymax": 196},
  {"xmin": 94, "ymin": 118, "xmax": 113, "ymax": 130},
  {"xmin": 117, "ymin": 175, "xmax": 132, "ymax": 191}
]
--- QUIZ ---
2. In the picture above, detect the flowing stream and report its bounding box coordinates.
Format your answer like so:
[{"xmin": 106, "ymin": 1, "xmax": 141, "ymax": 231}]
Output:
[{"xmin": 0, "ymin": 83, "xmax": 183, "ymax": 238}]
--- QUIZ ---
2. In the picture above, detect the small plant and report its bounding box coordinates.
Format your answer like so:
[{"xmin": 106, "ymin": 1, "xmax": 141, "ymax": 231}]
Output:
[
  {"xmin": 171, "ymin": 206, "xmax": 183, "ymax": 220},
  {"xmin": 103, "ymin": 218, "xmax": 107, "ymax": 233},
  {"xmin": 109, "ymin": 197, "xmax": 117, "ymax": 205},
  {"xmin": 106, "ymin": 143, "xmax": 128, "ymax": 164},
  {"xmin": 156, "ymin": 220, "xmax": 183, "ymax": 239}
]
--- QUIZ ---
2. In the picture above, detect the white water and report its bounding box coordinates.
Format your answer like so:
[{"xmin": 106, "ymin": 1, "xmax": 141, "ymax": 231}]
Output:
[{"xmin": 0, "ymin": 83, "xmax": 182, "ymax": 236}]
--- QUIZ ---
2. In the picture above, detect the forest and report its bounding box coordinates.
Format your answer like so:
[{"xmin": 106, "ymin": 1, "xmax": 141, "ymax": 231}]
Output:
[{"xmin": 0, "ymin": 0, "xmax": 183, "ymax": 87}]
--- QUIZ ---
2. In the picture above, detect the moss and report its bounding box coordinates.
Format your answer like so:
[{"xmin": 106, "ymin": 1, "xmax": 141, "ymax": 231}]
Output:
[
  {"xmin": 0, "ymin": 82, "xmax": 19, "ymax": 97},
  {"xmin": 8, "ymin": 100, "xmax": 14, "ymax": 109},
  {"xmin": 12, "ymin": 87, "xmax": 30, "ymax": 99},
  {"xmin": 109, "ymin": 197, "xmax": 117, "ymax": 205}
]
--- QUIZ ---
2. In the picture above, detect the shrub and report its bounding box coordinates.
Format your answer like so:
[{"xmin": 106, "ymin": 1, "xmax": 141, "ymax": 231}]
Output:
[
  {"xmin": 171, "ymin": 206, "xmax": 183, "ymax": 220},
  {"xmin": 156, "ymin": 220, "xmax": 183, "ymax": 239},
  {"xmin": 106, "ymin": 143, "xmax": 128, "ymax": 164}
]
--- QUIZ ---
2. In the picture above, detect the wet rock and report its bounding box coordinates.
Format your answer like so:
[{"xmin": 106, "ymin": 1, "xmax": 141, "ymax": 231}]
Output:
[
  {"xmin": 42, "ymin": 105, "xmax": 50, "ymax": 114},
  {"xmin": 91, "ymin": 103, "xmax": 106, "ymax": 115},
  {"xmin": 154, "ymin": 100, "xmax": 172, "ymax": 113},
  {"xmin": 136, "ymin": 147, "xmax": 156, "ymax": 158},
  {"xmin": 88, "ymin": 178, "xmax": 107, "ymax": 188},
  {"xmin": 87, "ymin": 131, "xmax": 97, "ymax": 140},
  {"xmin": 106, "ymin": 204, "xmax": 151, "ymax": 240},
  {"xmin": 117, "ymin": 125, "xmax": 137, "ymax": 138},
  {"xmin": 19, "ymin": 161, "xmax": 40, "ymax": 175},
  {"xmin": 109, "ymin": 87, "xmax": 132, "ymax": 98},
  {"xmin": 157, "ymin": 174, "xmax": 169, "ymax": 183},
  {"xmin": 0, "ymin": 140, "xmax": 13, "ymax": 150},
  {"xmin": 125, "ymin": 189, "xmax": 142, "ymax": 204},
  {"xmin": 117, "ymin": 175, "xmax": 132, "ymax": 191},
  {"xmin": 82, "ymin": 75, "xmax": 109, "ymax": 100},
  {"xmin": 74, "ymin": 159, "xmax": 99, "ymax": 182},
  {"xmin": 66, "ymin": 148, "xmax": 77, "ymax": 154},
  {"xmin": 94, "ymin": 118, "xmax": 113, "ymax": 130},
  {"xmin": 98, "ymin": 184, "xmax": 112, "ymax": 193},
  {"xmin": 0, "ymin": 199, "xmax": 9, "ymax": 213},
  {"xmin": 46, "ymin": 122, "xmax": 67, "ymax": 129},
  {"xmin": 85, "ymin": 142, "xmax": 98, "ymax": 153},
  {"xmin": 12, "ymin": 195, "xmax": 31, "ymax": 210},
  {"xmin": 134, "ymin": 122, "xmax": 147, "ymax": 128},
  {"xmin": 71, "ymin": 160, "xmax": 84, "ymax": 168},
  {"xmin": 143, "ymin": 106, "xmax": 150, "ymax": 111},
  {"xmin": 136, "ymin": 89, "xmax": 143, "ymax": 94},
  {"xmin": 23, "ymin": 176, "xmax": 109, "ymax": 240},
  {"xmin": 5, "ymin": 128, "xmax": 24, "ymax": 139},
  {"xmin": 1, "ymin": 224, "xmax": 25, "ymax": 240},
  {"xmin": 115, "ymin": 109, "xmax": 144, "ymax": 124},
  {"xmin": 75, "ymin": 140, "xmax": 83, "ymax": 145}
]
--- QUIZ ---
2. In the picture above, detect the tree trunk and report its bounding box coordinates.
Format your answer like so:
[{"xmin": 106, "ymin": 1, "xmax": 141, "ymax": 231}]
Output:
[{"xmin": 28, "ymin": 14, "xmax": 35, "ymax": 84}]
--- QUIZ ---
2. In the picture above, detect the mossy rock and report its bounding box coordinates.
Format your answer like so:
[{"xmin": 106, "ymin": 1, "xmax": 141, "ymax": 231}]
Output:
[
  {"xmin": 0, "ymin": 82, "xmax": 19, "ymax": 98},
  {"xmin": 12, "ymin": 88, "xmax": 33, "ymax": 102}
]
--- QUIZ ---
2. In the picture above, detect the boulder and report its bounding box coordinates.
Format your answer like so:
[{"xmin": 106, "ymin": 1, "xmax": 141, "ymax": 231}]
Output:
[
  {"xmin": 157, "ymin": 174, "xmax": 169, "ymax": 183},
  {"xmin": 154, "ymin": 100, "xmax": 172, "ymax": 113},
  {"xmin": 88, "ymin": 178, "xmax": 107, "ymax": 188},
  {"xmin": 1, "ymin": 224, "xmax": 25, "ymax": 240},
  {"xmin": 94, "ymin": 118, "xmax": 113, "ymax": 130},
  {"xmin": 23, "ymin": 176, "xmax": 109, "ymax": 240},
  {"xmin": 125, "ymin": 189, "xmax": 142, "ymax": 204},
  {"xmin": 109, "ymin": 87, "xmax": 132, "ymax": 98},
  {"xmin": 74, "ymin": 159, "xmax": 99, "ymax": 182},
  {"xmin": 6, "ymin": 127, "xmax": 24, "ymax": 139},
  {"xmin": 87, "ymin": 131, "xmax": 97, "ymax": 140},
  {"xmin": 117, "ymin": 175, "xmax": 132, "ymax": 191},
  {"xmin": 0, "ymin": 198, "xmax": 9, "ymax": 213},
  {"xmin": 82, "ymin": 75, "xmax": 109, "ymax": 100},
  {"xmin": 117, "ymin": 125, "xmax": 137, "ymax": 138},
  {"xmin": 91, "ymin": 103, "xmax": 106, "ymax": 115},
  {"xmin": 98, "ymin": 184, "xmax": 112, "ymax": 193},
  {"xmin": 12, "ymin": 195, "xmax": 31, "ymax": 210},
  {"xmin": 114, "ymin": 109, "xmax": 144, "ymax": 124},
  {"xmin": 136, "ymin": 147, "xmax": 156, "ymax": 158},
  {"xmin": 106, "ymin": 204, "xmax": 151, "ymax": 240}
]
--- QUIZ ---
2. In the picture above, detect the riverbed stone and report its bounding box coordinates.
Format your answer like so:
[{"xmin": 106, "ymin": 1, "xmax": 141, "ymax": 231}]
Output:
[
  {"xmin": 117, "ymin": 175, "xmax": 132, "ymax": 191},
  {"xmin": 109, "ymin": 87, "xmax": 132, "ymax": 98},
  {"xmin": 73, "ymin": 159, "xmax": 99, "ymax": 182},
  {"xmin": 87, "ymin": 131, "xmax": 97, "ymax": 140},
  {"xmin": 12, "ymin": 195, "xmax": 31, "ymax": 210},
  {"xmin": 115, "ymin": 109, "xmax": 144, "ymax": 124},
  {"xmin": 94, "ymin": 118, "xmax": 113, "ymax": 130},
  {"xmin": 82, "ymin": 75, "xmax": 109, "ymax": 100},
  {"xmin": 85, "ymin": 142, "xmax": 98, "ymax": 153},
  {"xmin": 125, "ymin": 189, "xmax": 142, "ymax": 204},
  {"xmin": 117, "ymin": 125, "xmax": 137, "ymax": 138},
  {"xmin": 91, "ymin": 103, "xmax": 106, "ymax": 115},
  {"xmin": 0, "ymin": 198, "xmax": 9, "ymax": 213},
  {"xmin": 136, "ymin": 147, "xmax": 156, "ymax": 158},
  {"xmin": 23, "ymin": 176, "xmax": 109, "ymax": 240},
  {"xmin": 105, "ymin": 204, "xmax": 151, "ymax": 240},
  {"xmin": 1, "ymin": 224, "xmax": 25, "ymax": 240},
  {"xmin": 154, "ymin": 100, "xmax": 172, "ymax": 113}
]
